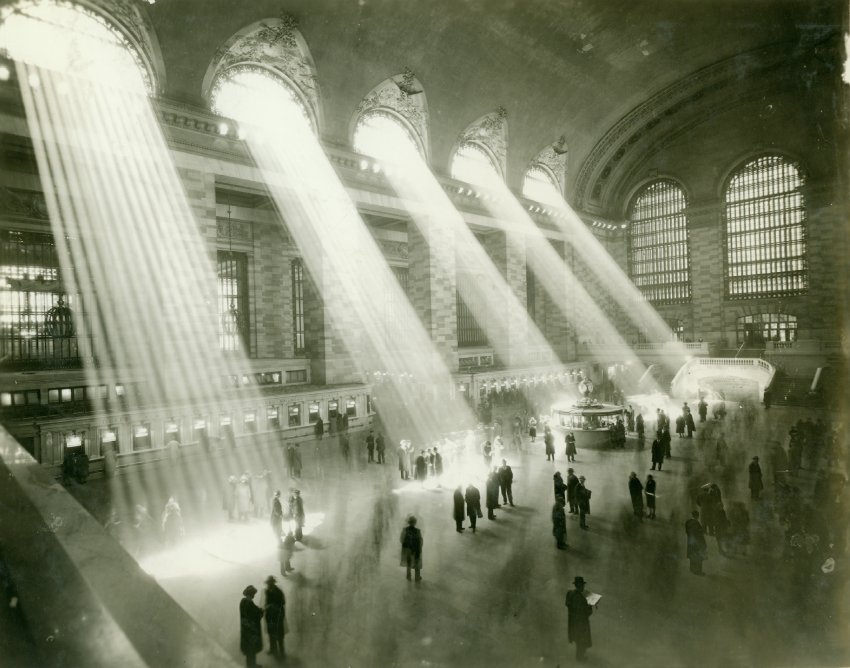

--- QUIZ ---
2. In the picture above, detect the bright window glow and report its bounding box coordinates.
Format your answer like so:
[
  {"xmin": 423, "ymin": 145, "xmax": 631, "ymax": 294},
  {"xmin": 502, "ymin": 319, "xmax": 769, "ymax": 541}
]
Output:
[
  {"xmin": 523, "ymin": 165, "xmax": 562, "ymax": 206},
  {"xmin": 627, "ymin": 179, "xmax": 691, "ymax": 304},
  {"xmin": 724, "ymin": 155, "xmax": 807, "ymax": 299},
  {"xmin": 450, "ymin": 142, "xmax": 502, "ymax": 188},
  {"xmin": 353, "ymin": 110, "xmax": 422, "ymax": 162},
  {"xmin": 0, "ymin": 0, "xmax": 150, "ymax": 94},
  {"xmin": 210, "ymin": 66, "xmax": 314, "ymax": 135},
  {"xmin": 737, "ymin": 313, "xmax": 797, "ymax": 344}
]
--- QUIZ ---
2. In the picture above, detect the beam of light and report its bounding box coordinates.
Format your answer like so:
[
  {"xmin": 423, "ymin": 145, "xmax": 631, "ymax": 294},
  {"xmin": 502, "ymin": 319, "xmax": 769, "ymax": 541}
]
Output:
[
  {"xmin": 211, "ymin": 68, "xmax": 475, "ymax": 449},
  {"xmin": 354, "ymin": 113, "xmax": 559, "ymax": 370},
  {"xmin": 4, "ymin": 7, "xmax": 282, "ymax": 545}
]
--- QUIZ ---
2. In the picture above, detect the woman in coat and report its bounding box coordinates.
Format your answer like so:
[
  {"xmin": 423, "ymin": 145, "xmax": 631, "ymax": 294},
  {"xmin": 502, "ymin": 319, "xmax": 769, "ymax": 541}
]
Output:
[{"xmin": 239, "ymin": 585, "xmax": 264, "ymax": 667}]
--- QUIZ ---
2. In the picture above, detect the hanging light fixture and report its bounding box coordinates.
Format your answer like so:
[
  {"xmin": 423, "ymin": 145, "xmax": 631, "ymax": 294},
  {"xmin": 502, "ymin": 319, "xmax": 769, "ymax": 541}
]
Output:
[
  {"xmin": 46, "ymin": 296, "xmax": 74, "ymax": 338},
  {"xmin": 221, "ymin": 204, "xmax": 240, "ymax": 342}
]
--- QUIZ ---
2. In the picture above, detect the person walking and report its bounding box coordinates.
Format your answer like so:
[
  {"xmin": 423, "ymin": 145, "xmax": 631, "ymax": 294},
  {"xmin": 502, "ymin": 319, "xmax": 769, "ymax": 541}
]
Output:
[
  {"xmin": 483, "ymin": 440, "xmax": 493, "ymax": 469},
  {"xmin": 748, "ymin": 456, "xmax": 764, "ymax": 500},
  {"xmin": 565, "ymin": 432, "xmax": 577, "ymax": 462},
  {"xmin": 289, "ymin": 489, "xmax": 305, "ymax": 541},
  {"xmin": 566, "ymin": 469, "xmax": 579, "ymax": 514},
  {"xmin": 161, "ymin": 496, "xmax": 185, "ymax": 545},
  {"xmin": 239, "ymin": 585, "xmax": 264, "ymax": 667},
  {"xmin": 400, "ymin": 515, "xmax": 423, "ymax": 581},
  {"xmin": 645, "ymin": 474, "xmax": 656, "ymax": 519},
  {"xmin": 270, "ymin": 490, "xmax": 284, "ymax": 539},
  {"xmin": 651, "ymin": 432, "xmax": 665, "ymax": 471},
  {"xmin": 498, "ymin": 459, "xmax": 514, "ymax": 506},
  {"xmin": 628, "ymin": 472, "xmax": 644, "ymax": 521},
  {"xmin": 366, "ymin": 431, "xmax": 375, "ymax": 463},
  {"xmin": 375, "ymin": 432, "xmax": 385, "ymax": 464},
  {"xmin": 465, "ymin": 483, "xmax": 482, "ymax": 533},
  {"xmin": 698, "ymin": 398, "xmax": 708, "ymax": 423},
  {"xmin": 576, "ymin": 476, "xmax": 591, "ymax": 530},
  {"xmin": 263, "ymin": 576, "xmax": 285, "ymax": 658},
  {"xmin": 552, "ymin": 496, "xmax": 568, "ymax": 549},
  {"xmin": 685, "ymin": 510, "xmax": 707, "ymax": 574},
  {"xmin": 453, "ymin": 486, "xmax": 466, "ymax": 532},
  {"xmin": 414, "ymin": 450, "xmax": 428, "ymax": 484},
  {"xmin": 565, "ymin": 576, "xmax": 593, "ymax": 662},
  {"xmin": 486, "ymin": 469, "xmax": 500, "ymax": 519},
  {"xmin": 554, "ymin": 471, "xmax": 568, "ymax": 503}
]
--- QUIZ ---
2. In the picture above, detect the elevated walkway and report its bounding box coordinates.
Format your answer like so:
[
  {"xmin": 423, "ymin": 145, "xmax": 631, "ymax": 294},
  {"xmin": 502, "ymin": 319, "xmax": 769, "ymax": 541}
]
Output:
[{"xmin": 670, "ymin": 357, "xmax": 776, "ymax": 402}]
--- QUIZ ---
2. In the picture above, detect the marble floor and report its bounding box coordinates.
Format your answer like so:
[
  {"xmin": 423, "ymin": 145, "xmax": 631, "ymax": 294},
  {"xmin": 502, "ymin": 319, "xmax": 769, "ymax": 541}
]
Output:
[{"xmin": 67, "ymin": 405, "xmax": 849, "ymax": 668}]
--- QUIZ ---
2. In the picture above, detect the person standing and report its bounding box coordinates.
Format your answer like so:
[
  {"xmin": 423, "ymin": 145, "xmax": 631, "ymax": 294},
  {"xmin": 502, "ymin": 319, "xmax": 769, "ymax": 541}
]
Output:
[
  {"xmin": 291, "ymin": 445, "xmax": 303, "ymax": 479},
  {"xmin": 375, "ymin": 432, "xmax": 385, "ymax": 464},
  {"xmin": 566, "ymin": 469, "xmax": 579, "ymax": 514},
  {"xmin": 340, "ymin": 432, "xmax": 351, "ymax": 462},
  {"xmin": 748, "ymin": 456, "xmax": 764, "ymax": 500},
  {"xmin": 636, "ymin": 413, "xmax": 645, "ymax": 443},
  {"xmin": 544, "ymin": 427, "xmax": 555, "ymax": 461},
  {"xmin": 628, "ymin": 472, "xmax": 644, "ymax": 521},
  {"xmin": 554, "ymin": 471, "xmax": 568, "ymax": 503},
  {"xmin": 576, "ymin": 476, "xmax": 591, "ymax": 530},
  {"xmin": 552, "ymin": 496, "xmax": 568, "ymax": 549},
  {"xmin": 366, "ymin": 431, "xmax": 375, "ymax": 463},
  {"xmin": 465, "ymin": 483, "xmax": 481, "ymax": 533},
  {"xmin": 685, "ymin": 406, "xmax": 696, "ymax": 439},
  {"xmin": 486, "ymin": 469, "xmax": 500, "ymax": 519},
  {"xmin": 661, "ymin": 427, "xmax": 672, "ymax": 459},
  {"xmin": 161, "ymin": 496, "xmax": 185, "ymax": 544},
  {"xmin": 313, "ymin": 415, "xmax": 324, "ymax": 441},
  {"xmin": 397, "ymin": 442, "xmax": 408, "ymax": 479},
  {"xmin": 685, "ymin": 510, "xmax": 707, "ymax": 575},
  {"xmin": 414, "ymin": 450, "xmax": 428, "ymax": 484},
  {"xmin": 645, "ymin": 474, "xmax": 656, "ymax": 519},
  {"xmin": 263, "ymin": 576, "xmax": 285, "ymax": 658},
  {"xmin": 698, "ymin": 398, "xmax": 708, "ymax": 423},
  {"xmin": 565, "ymin": 576, "xmax": 593, "ymax": 661},
  {"xmin": 498, "ymin": 459, "xmax": 514, "ymax": 506},
  {"xmin": 651, "ymin": 433, "xmax": 665, "ymax": 471},
  {"xmin": 565, "ymin": 432, "xmax": 577, "ymax": 462},
  {"xmin": 278, "ymin": 531, "xmax": 295, "ymax": 575},
  {"xmin": 434, "ymin": 447, "xmax": 443, "ymax": 477},
  {"xmin": 400, "ymin": 515, "xmax": 423, "ymax": 581},
  {"xmin": 453, "ymin": 486, "xmax": 466, "ymax": 532},
  {"xmin": 483, "ymin": 440, "xmax": 493, "ymax": 469},
  {"xmin": 239, "ymin": 585, "xmax": 264, "ymax": 667},
  {"xmin": 289, "ymin": 489, "xmax": 305, "ymax": 541},
  {"xmin": 528, "ymin": 417, "xmax": 537, "ymax": 442},
  {"xmin": 270, "ymin": 490, "xmax": 284, "ymax": 539}
]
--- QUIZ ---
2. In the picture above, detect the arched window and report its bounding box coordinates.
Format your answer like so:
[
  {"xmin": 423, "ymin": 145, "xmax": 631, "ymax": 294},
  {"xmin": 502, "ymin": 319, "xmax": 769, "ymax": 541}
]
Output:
[
  {"xmin": 451, "ymin": 141, "xmax": 502, "ymax": 188},
  {"xmin": 627, "ymin": 179, "xmax": 691, "ymax": 304},
  {"xmin": 353, "ymin": 110, "xmax": 423, "ymax": 162},
  {"xmin": 724, "ymin": 155, "xmax": 807, "ymax": 299},
  {"xmin": 210, "ymin": 66, "xmax": 314, "ymax": 135},
  {"xmin": 523, "ymin": 165, "xmax": 563, "ymax": 206},
  {"xmin": 0, "ymin": 0, "xmax": 153, "ymax": 94},
  {"xmin": 737, "ymin": 313, "xmax": 797, "ymax": 345}
]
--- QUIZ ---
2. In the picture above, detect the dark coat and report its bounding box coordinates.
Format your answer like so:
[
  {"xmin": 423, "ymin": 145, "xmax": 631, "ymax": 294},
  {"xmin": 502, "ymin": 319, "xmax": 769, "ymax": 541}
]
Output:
[
  {"xmin": 264, "ymin": 583, "xmax": 285, "ymax": 638},
  {"xmin": 289, "ymin": 494, "xmax": 305, "ymax": 526},
  {"xmin": 748, "ymin": 461, "xmax": 763, "ymax": 492},
  {"xmin": 565, "ymin": 589, "xmax": 593, "ymax": 648},
  {"xmin": 645, "ymin": 478, "xmax": 656, "ymax": 508},
  {"xmin": 651, "ymin": 439, "xmax": 665, "ymax": 464},
  {"xmin": 565, "ymin": 434, "xmax": 577, "ymax": 456},
  {"xmin": 435, "ymin": 452, "xmax": 443, "ymax": 475},
  {"xmin": 635, "ymin": 414, "xmax": 645, "ymax": 436},
  {"xmin": 486, "ymin": 474, "xmax": 500, "ymax": 509},
  {"xmin": 552, "ymin": 502, "xmax": 567, "ymax": 539},
  {"xmin": 555, "ymin": 477, "xmax": 568, "ymax": 500},
  {"xmin": 400, "ymin": 525, "xmax": 423, "ymax": 568},
  {"xmin": 498, "ymin": 464, "xmax": 513, "ymax": 487},
  {"xmin": 566, "ymin": 473, "xmax": 579, "ymax": 504},
  {"xmin": 465, "ymin": 485, "xmax": 482, "ymax": 517},
  {"xmin": 415, "ymin": 455, "xmax": 427, "ymax": 481},
  {"xmin": 685, "ymin": 517, "xmax": 707, "ymax": 560},
  {"xmin": 544, "ymin": 431, "xmax": 555, "ymax": 455},
  {"xmin": 375, "ymin": 434, "xmax": 385, "ymax": 451},
  {"xmin": 240, "ymin": 597, "xmax": 264, "ymax": 656},
  {"xmin": 629, "ymin": 477, "xmax": 644, "ymax": 509},
  {"xmin": 270, "ymin": 497, "xmax": 283, "ymax": 534},
  {"xmin": 453, "ymin": 489, "xmax": 465, "ymax": 522},
  {"xmin": 576, "ymin": 483, "xmax": 591, "ymax": 513}
]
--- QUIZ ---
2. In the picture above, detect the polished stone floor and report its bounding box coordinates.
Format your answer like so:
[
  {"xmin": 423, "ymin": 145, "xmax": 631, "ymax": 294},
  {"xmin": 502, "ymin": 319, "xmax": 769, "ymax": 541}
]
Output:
[{"xmin": 68, "ymin": 404, "xmax": 849, "ymax": 668}]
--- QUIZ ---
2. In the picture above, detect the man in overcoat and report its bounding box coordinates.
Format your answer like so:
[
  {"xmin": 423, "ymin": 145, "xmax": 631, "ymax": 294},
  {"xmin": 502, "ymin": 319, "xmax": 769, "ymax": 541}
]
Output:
[
  {"xmin": 628, "ymin": 472, "xmax": 644, "ymax": 520},
  {"xmin": 651, "ymin": 433, "xmax": 665, "ymax": 470},
  {"xmin": 453, "ymin": 486, "xmax": 465, "ymax": 532},
  {"xmin": 485, "ymin": 469, "xmax": 500, "ymax": 519},
  {"xmin": 400, "ymin": 515, "xmax": 423, "ymax": 581},
  {"xmin": 565, "ymin": 469, "xmax": 579, "ymax": 514},
  {"xmin": 552, "ymin": 496, "xmax": 568, "ymax": 549},
  {"xmin": 685, "ymin": 510, "xmax": 707, "ymax": 574},
  {"xmin": 748, "ymin": 456, "xmax": 764, "ymax": 500},
  {"xmin": 565, "ymin": 575, "xmax": 593, "ymax": 661},
  {"xmin": 263, "ymin": 576, "xmax": 286, "ymax": 658},
  {"xmin": 576, "ymin": 476, "xmax": 591, "ymax": 530},
  {"xmin": 498, "ymin": 459, "xmax": 514, "ymax": 506},
  {"xmin": 465, "ymin": 483, "xmax": 481, "ymax": 533},
  {"xmin": 239, "ymin": 585, "xmax": 263, "ymax": 667}
]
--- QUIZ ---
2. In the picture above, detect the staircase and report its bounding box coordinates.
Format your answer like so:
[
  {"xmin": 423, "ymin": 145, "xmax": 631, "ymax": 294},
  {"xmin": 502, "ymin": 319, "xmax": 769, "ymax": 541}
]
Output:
[{"xmin": 765, "ymin": 369, "xmax": 816, "ymax": 407}]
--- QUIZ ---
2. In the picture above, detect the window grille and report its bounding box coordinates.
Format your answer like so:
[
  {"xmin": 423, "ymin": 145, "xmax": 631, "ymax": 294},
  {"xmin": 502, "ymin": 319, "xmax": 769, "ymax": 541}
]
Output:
[
  {"xmin": 217, "ymin": 250, "xmax": 248, "ymax": 351},
  {"xmin": 291, "ymin": 259, "xmax": 306, "ymax": 354}
]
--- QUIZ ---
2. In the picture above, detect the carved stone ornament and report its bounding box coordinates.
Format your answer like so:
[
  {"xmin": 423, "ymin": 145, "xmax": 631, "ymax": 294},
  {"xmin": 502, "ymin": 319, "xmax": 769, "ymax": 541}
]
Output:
[
  {"xmin": 376, "ymin": 239, "xmax": 409, "ymax": 260},
  {"xmin": 216, "ymin": 218, "xmax": 253, "ymax": 243},
  {"xmin": 456, "ymin": 107, "xmax": 508, "ymax": 179},
  {"xmin": 354, "ymin": 71, "xmax": 430, "ymax": 158},
  {"xmin": 0, "ymin": 188, "xmax": 49, "ymax": 219},
  {"xmin": 204, "ymin": 16, "xmax": 321, "ymax": 131},
  {"xmin": 531, "ymin": 138, "xmax": 568, "ymax": 192}
]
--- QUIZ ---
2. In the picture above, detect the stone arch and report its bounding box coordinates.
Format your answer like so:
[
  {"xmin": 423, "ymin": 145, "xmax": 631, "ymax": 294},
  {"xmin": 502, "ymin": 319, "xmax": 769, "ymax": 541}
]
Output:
[
  {"xmin": 351, "ymin": 69, "xmax": 430, "ymax": 160},
  {"xmin": 525, "ymin": 135, "xmax": 568, "ymax": 197},
  {"xmin": 452, "ymin": 107, "xmax": 508, "ymax": 180},
  {"xmin": 202, "ymin": 16, "xmax": 322, "ymax": 133}
]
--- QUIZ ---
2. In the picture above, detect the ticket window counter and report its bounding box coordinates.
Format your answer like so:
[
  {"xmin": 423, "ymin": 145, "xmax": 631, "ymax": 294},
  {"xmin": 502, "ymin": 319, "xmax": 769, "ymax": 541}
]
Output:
[
  {"xmin": 288, "ymin": 404, "xmax": 301, "ymax": 428},
  {"xmin": 101, "ymin": 427, "xmax": 119, "ymax": 455},
  {"xmin": 346, "ymin": 398, "xmax": 356, "ymax": 418},
  {"xmin": 267, "ymin": 406, "xmax": 280, "ymax": 430},
  {"xmin": 308, "ymin": 402, "xmax": 320, "ymax": 425},
  {"xmin": 133, "ymin": 423, "xmax": 152, "ymax": 451},
  {"xmin": 244, "ymin": 411, "xmax": 257, "ymax": 434},
  {"xmin": 164, "ymin": 420, "xmax": 181, "ymax": 447},
  {"xmin": 193, "ymin": 418, "xmax": 209, "ymax": 450},
  {"xmin": 220, "ymin": 415, "xmax": 234, "ymax": 448},
  {"xmin": 328, "ymin": 400, "xmax": 339, "ymax": 433}
]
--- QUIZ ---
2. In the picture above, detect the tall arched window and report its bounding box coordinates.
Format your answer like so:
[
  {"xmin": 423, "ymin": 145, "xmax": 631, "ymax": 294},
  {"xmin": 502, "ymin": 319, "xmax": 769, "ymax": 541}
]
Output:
[
  {"xmin": 0, "ymin": 0, "xmax": 153, "ymax": 94},
  {"xmin": 627, "ymin": 179, "xmax": 691, "ymax": 304},
  {"xmin": 523, "ymin": 165, "xmax": 563, "ymax": 206},
  {"xmin": 451, "ymin": 142, "xmax": 502, "ymax": 188},
  {"xmin": 724, "ymin": 155, "xmax": 807, "ymax": 299},
  {"xmin": 353, "ymin": 110, "xmax": 423, "ymax": 162}
]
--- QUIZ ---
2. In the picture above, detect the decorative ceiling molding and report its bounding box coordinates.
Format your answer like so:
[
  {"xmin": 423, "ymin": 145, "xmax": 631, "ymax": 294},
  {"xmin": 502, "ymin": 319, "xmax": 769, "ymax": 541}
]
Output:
[
  {"xmin": 530, "ymin": 135, "xmax": 568, "ymax": 193},
  {"xmin": 455, "ymin": 107, "xmax": 508, "ymax": 179},
  {"xmin": 353, "ymin": 69, "xmax": 431, "ymax": 159},
  {"xmin": 573, "ymin": 41, "xmax": 826, "ymax": 212},
  {"xmin": 202, "ymin": 16, "xmax": 322, "ymax": 132}
]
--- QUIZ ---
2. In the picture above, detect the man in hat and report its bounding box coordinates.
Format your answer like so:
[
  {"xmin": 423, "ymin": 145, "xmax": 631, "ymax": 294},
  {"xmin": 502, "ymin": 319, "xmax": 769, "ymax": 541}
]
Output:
[
  {"xmin": 270, "ymin": 490, "xmax": 283, "ymax": 539},
  {"xmin": 565, "ymin": 576, "xmax": 593, "ymax": 661},
  {"xmin": 628, "ymin": 472, "xmax": 644, "ymax": 521},
  {"xmin": 239, "ymin": 585, "xmax": 263, "ymax": 667},
  {"xmin": 552, "ymin": 495, "xmax": 568, "ymax": 549},
  {"xmin": 263, "ymin": 576, "xmax": 286, "ymax": 658},
  {"xmin": 400, "ymin": 515, "xmax": 423, "ymax": 581},
  {"xmin": 748, "ymin": 456, "xmax": 764, "ymax": 500},
  {"xmin": 498, "ymin": 459, "xmax": 514, "ymax": 506},
  {"xmin": 289, "ymin": 489, "xmax": 305, "ymax": 541},
  {"xmin": 465, "ymin": 482, "xmax": 482, "ymax": 533},
  {"xmin": 576, "ymin": 476, "xmax": 591, "ymax": 530},
  {"xmin": 565, "ymin": 469, "xmax": 579, "ymax": 514}
]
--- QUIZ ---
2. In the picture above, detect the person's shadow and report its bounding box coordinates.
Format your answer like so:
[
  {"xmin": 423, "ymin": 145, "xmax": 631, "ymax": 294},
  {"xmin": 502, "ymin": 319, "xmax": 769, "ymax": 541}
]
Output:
[{"xmin": 299, "ymin": 535, "xmax": 325, "ymax": 550}]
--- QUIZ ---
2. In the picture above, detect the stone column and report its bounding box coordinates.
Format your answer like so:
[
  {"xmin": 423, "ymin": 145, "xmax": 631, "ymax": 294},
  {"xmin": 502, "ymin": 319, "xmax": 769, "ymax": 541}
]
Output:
[{"xmin": 687, "ymin": 200, "xmax": 725, "ymax": 348}]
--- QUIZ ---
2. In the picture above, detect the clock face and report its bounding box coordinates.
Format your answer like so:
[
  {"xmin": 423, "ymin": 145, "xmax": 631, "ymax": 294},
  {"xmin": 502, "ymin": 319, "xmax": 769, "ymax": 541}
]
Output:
[{"xmin": 578, "ymin": 379, "xmax": 594, "ymax": 396}]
